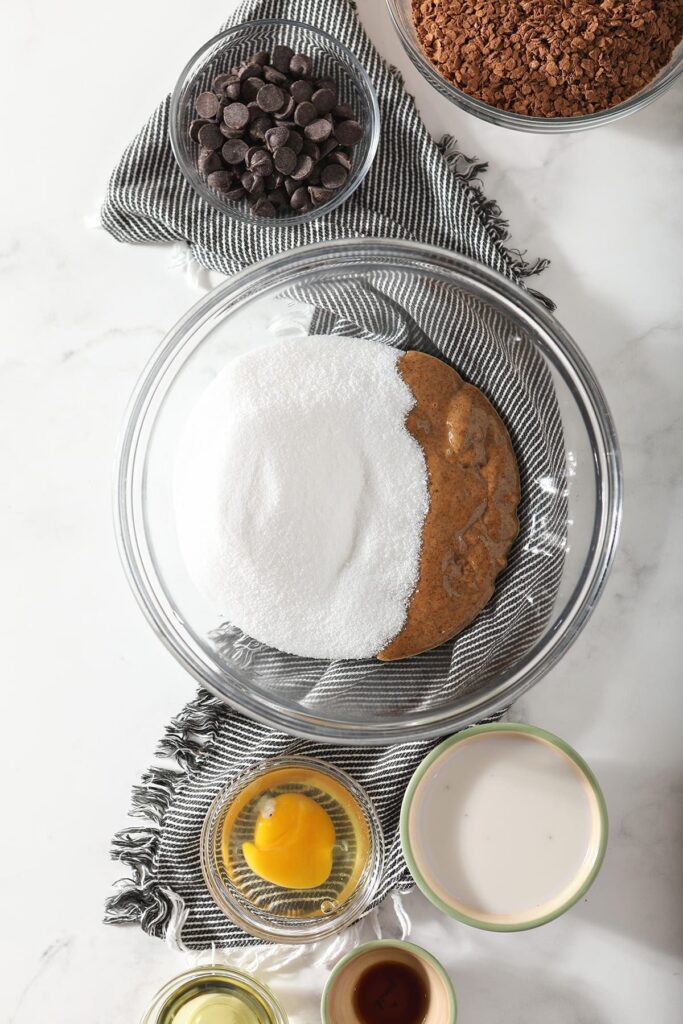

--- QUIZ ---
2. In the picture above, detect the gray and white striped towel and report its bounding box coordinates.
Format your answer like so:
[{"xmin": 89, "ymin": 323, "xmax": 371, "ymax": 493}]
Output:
[{"xmin": 104, "ymin": 0, "xmax": 566, "ymax": 948}]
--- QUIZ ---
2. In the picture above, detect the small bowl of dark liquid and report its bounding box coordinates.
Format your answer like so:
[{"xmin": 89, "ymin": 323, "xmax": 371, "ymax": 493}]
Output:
[{"xmin": 322, "ymin": 939, "xmax": 456, "ymax": 1024}]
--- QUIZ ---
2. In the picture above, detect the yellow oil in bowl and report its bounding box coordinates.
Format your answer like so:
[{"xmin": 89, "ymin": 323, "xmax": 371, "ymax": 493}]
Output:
[{"xmin": 141, "ymin": 966, "xmax": 286, "ymax": 1024}]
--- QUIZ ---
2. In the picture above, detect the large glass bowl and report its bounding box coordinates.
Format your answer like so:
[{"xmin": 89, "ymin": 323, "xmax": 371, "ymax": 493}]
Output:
[
  {"xmin": 115, "ymin": 239, "xmax": 621, "ymax": 744},
  {"xmin": 170, "ymin": 20, "xmax": 379, "ymax": 225},
  {"xmin": 386, "ymin": 0, "xmax": 683, "ymax": 133}
]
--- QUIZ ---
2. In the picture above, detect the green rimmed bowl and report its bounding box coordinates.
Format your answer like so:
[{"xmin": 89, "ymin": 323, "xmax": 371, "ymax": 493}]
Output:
[
  {"xmin": 321, "ymin": 939, "xmax": 457, "ymax": 1024},
  {"xmin": 401, "ymin": 723, "xmax": 608, "ymax": 932}
]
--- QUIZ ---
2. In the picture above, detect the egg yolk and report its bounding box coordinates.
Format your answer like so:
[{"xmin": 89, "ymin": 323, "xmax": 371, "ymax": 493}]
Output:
[{"xmin": 242, "ymin": 792, "xmax": 336, "ymax": 889}]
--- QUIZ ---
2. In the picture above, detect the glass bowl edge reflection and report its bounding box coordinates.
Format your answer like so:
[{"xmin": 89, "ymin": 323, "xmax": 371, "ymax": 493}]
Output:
[{"xmin": 114, "ymin": 239, "xmax": 622, "ymax": 744}]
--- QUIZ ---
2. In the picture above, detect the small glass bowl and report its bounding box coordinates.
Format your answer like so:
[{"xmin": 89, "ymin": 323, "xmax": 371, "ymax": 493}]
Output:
[
  {"xmin": 170, "ymin": 19, "xmax": 379, "ymax": 224},
  {"xmin": 386, "ymin": 0, "xmax": 683, "ymax": 133},
  {"xmin": 200, "ymin": 757, "xmax": 385, "ymax": 943},
  {"xmin": 140, "ymin": 965, "xmax": 287, "ymax": 1024}
]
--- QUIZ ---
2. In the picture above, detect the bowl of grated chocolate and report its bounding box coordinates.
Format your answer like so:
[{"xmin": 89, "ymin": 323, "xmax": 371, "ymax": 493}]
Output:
[{"xmin": 387, "ymin": 0, "xmax": 683, "ymax": 131}]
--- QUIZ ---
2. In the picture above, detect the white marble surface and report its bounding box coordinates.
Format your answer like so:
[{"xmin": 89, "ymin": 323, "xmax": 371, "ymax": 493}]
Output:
[{"xmin": 1, "ymin": 1, "xmax": 682, "ymax": 1021}]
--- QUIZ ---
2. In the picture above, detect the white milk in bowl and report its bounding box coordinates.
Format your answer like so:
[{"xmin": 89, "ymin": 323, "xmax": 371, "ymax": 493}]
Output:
[{"xmin": 402, "ymin": 725, "xmax": 607, "ymax": 930}]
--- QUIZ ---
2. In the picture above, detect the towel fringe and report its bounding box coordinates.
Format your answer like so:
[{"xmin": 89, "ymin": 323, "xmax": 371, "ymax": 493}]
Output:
[
  {"xmin": 439, "ymin": 135, "xmax": 555, "ymax": 309},
  {"xmin": 104, "ymin": 690, "xmax": 224, "ymax": 935}
]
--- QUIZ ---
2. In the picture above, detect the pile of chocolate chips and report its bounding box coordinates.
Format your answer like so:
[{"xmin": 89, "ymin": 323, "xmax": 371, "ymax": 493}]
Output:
[
  {"xmin": 412, "ymin": 0, "xmax": 683, "ymax": 117},
  {"xmin": 189, "ymin": 45, "xmax": 364, "ymax": 217}
]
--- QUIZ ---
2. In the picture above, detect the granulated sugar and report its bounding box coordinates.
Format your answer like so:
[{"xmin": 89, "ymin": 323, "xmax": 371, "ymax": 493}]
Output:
[{"xmin": 174, "ymin": 336, "xmax": 428, "ymax": 660}]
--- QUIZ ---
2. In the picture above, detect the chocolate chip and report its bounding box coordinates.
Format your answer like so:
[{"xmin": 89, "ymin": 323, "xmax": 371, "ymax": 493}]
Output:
[
  {"xmin": 305, "ymin": 118, "xmax": 333, "ymax": 141},
  {"xmin": 329, "ymin": 150, "xmax": 352, "ymax": 170},
  {"xmin": 264, "ymin": 66, "xmax": 289, "ymax": 86},
  {"xmin": 251, "ymin": 50, "xmax": 270, "ymax": 66},
  {"xmin": 249, "ymin": 116, "xmax": 272, "ymax": 140},
  {"xmin": 239, "ymin": 63, "xmax": 264, "ymax": 81},
  {"xmin": 226, "ymin": 81, "xmax": 242, "ymax": 101},
  {"xmin": 290, "ymin": 186, "xmax": 309, "ymax": 210},
  {"xmin": 333, "ymin": 103, "xmax": 355, "ymax": 120},
  {"xmin": 245, "ymin": 145, "xmax": 260, "ymax": 165},
  {"xmin": 247, "ymin": 101, "xmax": 261, "ymax": 122},
  {"xmin": 302, "ymin": 139, "xmax": 320, "ymax": 160},
  {"xmin": 294, "ymin": 101, "xmax": 317, "ymax": 127},
  {"xmin": 264, "ymin": 172, "xmax": 285, "ymax": 190},
  {"xmin": 290, "ymin": 153, "xmax": 314, "ymax": 180},
  {"xmin": 309, "ymin": 185, "xmax": 334, "ymax": 205},
  {"xmin": 251, "ymin": 150, "xmax": 274, "ymax": 176},
  {"xmin": 312, "ymin": 88, "xmax": 337, "ymax": 114},
  {"xmin": 225, "ymin": 186, "xmax": 246, "ymax": 202},
  {"xmin": 290, "ymin": 53, "xmax": 313, "ymax": 78},
  {"xmin": 319, "ymin": 137, "xmax": 339, "ymax": 158},
  {"xmin": 242, "ymin": 76, "xmax": 264, "ymax": 102},
  {"xmin": 265, "ymin": 125, "xmax": 290, "ymax": 151},
  {"xmin": 195, "ymin": 91, "xmax": 220, "ymax": 118},
  {"xmin": 316, "ymin": 77, "xmax": 337, "ymax": 93},
  {"xmin": 197, "ymin": 122, "xmax": 224, "ymax": 150},
  {"xmin": 287, "ymin": 131, "xmax": 303, "ymax": 155},
  {"xmin": 268, "ymin": 186, "xmax": 288, "ymax": 208},
  {"xmin": 207, "ymin": 169, "xmax": 234, "ymax": 191},
  {"xmin": 241, "ymin": 170, "xmax": 265, "ymax": 195},
  {"xmin": 284, "ymin": 177, "xmax": 299, "ymax": 196},
  {"xmin": 308, "ymin": 164, "xmax": 322, "ymax": 185},
  {"xmin": 223, "ymin": 102, "xmax": 250, "ymax": 129},
  {"xmin": 273, "ymin": 146, "xmax": 297, "ymax": 174},
  {"xmin": 273, "ymin": 95, "xmax": 295, "ymax": 120},
  {"xmin": 222, "ymin": 138, "xmax": 249, "ymax": 164},
  {"xmin": 189, "ymin": 118, "xmax": 211, "ymax": 142},
  {"xmin": 271, "ymin": 44, "xmax": 295, "ymax": 74},
  {"xmin": 257, "ymin": 83, "xmax": 285, "ymax": 112},
  {"xmin": 252, "ymin": 197, "xmax": 277, "ymax": 217},
  {"xmin": 321, "ymin": 164, "xmax": 348, "ymax": 189},
  {"xmin": 219, "ymin": 122, "xmax": 243, "ymax": 139},
  {"xmin": 198, "ymin": 147, "xmax": 223, "ymax": 174},
  {"xmin": 290, "ymin": 80, "xmax": 314, "ymax": 103},
  {"xmin": 212, "ymin": 73, "xmax": 234, "ymax": 95},
  {"xmin": 334, "ymin": 119, "xmax": 363, "ymax": 145}
]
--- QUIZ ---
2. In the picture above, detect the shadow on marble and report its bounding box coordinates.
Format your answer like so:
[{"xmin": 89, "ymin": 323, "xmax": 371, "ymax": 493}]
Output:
[
  {"xmin": 609, "ymin": 82, "xmax": 683, "ymax": 146},
  {"xmin": 578, "ymin": 761, "xmax": 683, "ymax": 960},
  {"xmin": 452, "ymin": 960, "xmax": 609, "ymax": 1024}
]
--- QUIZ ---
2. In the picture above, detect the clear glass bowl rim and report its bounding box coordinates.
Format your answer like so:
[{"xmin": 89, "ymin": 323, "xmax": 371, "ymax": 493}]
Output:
[
  {"xmin": 200, "ymin": 756, "xmax": 385, "ymax": 943},
  {"xmin": 114, "ymin": 237, "xmax": 623, "ymax": 745},
  {"xmin": 140, "ymin": 964, "xmax": 288, "ymax": 1024},
  {"xmin": 169, "ymin": 19, "xmax": 380, "ymax": 225},
  {"xmin": 385, "ymin": 0, "xmax": 683, "ymax": 133}
]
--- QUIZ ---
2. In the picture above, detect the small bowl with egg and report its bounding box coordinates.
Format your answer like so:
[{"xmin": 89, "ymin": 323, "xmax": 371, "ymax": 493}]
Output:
[{"xmin": 200, "ymin": 757, "xmax": 385, "ymax": 943}]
